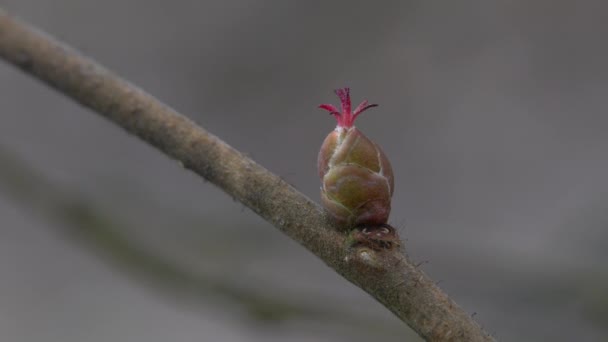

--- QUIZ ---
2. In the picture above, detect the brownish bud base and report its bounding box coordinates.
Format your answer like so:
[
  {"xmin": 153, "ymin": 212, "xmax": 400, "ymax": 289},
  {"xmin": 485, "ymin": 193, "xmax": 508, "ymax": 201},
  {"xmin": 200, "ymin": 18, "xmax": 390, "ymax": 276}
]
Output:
[{"xmin": 348, "ymin": 224, "xmax": 401, "ymax": 251}]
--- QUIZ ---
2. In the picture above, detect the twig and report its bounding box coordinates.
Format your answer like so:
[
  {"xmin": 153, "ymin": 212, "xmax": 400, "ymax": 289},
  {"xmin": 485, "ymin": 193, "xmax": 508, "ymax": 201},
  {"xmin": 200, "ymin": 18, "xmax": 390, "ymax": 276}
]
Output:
[{"xmin": 0, "ymin": 10, "xmax": 493, "ymax": 341}]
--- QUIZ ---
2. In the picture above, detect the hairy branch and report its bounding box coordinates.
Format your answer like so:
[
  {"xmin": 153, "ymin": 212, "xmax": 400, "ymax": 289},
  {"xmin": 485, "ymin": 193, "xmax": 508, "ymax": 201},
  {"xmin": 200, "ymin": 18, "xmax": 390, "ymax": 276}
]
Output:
[{"xmin": 0, "ymin": 10, "xmax": 493, "ymax": 341}]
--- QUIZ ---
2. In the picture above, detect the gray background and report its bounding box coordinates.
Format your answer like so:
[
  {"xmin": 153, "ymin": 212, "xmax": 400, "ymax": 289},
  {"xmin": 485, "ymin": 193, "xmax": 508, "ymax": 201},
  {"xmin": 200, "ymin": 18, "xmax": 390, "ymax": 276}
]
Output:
[{"xmin": 1, "ymin": 1, "xmax": 607, "ymax": 341}]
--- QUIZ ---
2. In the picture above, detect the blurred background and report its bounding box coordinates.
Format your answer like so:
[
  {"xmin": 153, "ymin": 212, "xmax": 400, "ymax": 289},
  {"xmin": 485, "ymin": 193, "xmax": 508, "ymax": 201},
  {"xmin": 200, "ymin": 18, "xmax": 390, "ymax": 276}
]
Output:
[{"xmin": 1, "ymin": 1, "xmax": 607, "ymax": 341}]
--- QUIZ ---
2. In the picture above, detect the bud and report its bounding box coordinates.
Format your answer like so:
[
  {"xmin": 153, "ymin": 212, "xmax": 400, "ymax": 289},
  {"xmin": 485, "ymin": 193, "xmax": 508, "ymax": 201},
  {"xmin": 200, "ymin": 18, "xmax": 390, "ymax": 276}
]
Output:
[{"xmin": 318, "ymin": 88, "xmax": 394, "ymax": 229}]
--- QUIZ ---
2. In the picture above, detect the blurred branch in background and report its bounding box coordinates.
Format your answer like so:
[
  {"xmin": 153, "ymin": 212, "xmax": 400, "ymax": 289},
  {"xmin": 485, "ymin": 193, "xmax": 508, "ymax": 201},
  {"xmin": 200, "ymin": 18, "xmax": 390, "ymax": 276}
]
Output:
[
  {"xmin": 0, "ymin": 9, "xmax": 491, "ymax": 341},
  {"xmin": 0, "ymin": 146, "xmax": 416, "ymax": 340}
]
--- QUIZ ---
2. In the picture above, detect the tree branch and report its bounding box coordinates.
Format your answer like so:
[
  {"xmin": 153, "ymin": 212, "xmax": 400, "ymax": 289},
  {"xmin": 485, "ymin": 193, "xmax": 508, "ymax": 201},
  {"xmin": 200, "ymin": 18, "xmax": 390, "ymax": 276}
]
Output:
[{"xmin": 0, "ymin": 10, "xmax": 493, "ymax": 341}]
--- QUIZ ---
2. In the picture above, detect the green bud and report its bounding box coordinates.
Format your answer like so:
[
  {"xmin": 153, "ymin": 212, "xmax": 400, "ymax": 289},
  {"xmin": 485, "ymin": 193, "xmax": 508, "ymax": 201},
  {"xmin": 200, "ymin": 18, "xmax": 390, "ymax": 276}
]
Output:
[{"xmin": 318, "ymin": 88, "xmax": 394, "ymax": 229}]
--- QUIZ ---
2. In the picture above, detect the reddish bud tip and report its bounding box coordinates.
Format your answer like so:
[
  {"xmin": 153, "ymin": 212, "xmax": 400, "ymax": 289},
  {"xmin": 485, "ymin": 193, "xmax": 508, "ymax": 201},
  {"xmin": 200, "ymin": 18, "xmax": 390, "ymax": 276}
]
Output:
[{"xmin": 319, "ymin": 87, "xmax": 378, "ymax": 128}]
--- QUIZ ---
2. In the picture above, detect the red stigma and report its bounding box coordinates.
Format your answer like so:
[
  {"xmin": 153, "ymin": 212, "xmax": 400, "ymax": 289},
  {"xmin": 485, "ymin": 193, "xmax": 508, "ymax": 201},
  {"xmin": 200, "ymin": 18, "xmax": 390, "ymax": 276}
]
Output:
[{"xmin": 319, "ymin": 87, "xmax": 378, "ymax": 128}]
